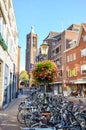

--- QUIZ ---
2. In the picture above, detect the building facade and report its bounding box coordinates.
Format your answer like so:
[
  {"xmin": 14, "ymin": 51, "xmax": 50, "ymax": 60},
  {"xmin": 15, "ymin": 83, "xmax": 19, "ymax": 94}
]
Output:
[
  {"xmin": 17, "ymin": 45, "xmax": 21, "ymax": 90},
  {"xmin": 61, "ymin": 24, "xmax": 80, "ymax": 96},
  {"xmin": 65, "ymin": 23, "xmax": 86, "ymax": 96},
  {"xmin": 25, "ymin": 22, "xmax": 86, "ymax": 96},
  {"xmin": 44, "ymin": 32, "xmax": 63, "ymax": 95},
  {"xmin": 44, "ymin": 24, "xmax": 80, "ymax": 96},
  {"xmin": 0, "ymin": 0, "xmax": 19, "ymax": 109}
]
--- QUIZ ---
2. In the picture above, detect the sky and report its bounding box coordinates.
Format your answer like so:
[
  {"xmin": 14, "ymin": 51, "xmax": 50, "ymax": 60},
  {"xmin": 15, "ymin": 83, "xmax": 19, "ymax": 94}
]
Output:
[{"xmin": 12, "ymin": 0, "xmax": 86, "ymax": 71}]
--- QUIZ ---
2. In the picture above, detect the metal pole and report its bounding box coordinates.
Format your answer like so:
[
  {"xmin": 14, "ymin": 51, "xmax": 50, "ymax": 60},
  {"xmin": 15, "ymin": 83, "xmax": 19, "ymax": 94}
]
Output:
[{"xmin": 44, "ymin": 79, "xmax": 47, "ymax": 104}]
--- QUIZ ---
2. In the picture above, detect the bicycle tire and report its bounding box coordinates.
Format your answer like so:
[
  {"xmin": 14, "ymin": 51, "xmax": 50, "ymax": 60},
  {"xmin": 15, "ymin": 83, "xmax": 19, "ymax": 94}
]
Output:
[
  {"xmin": 69, "ymin": 125, "xmax": 82, "ymax": 130},
  {"xmin": 24, "ymin": 114, "xmax": 32, "ymax": 127},
  {"xmin": 31, "ymin": 123, "xmax": 49, "ymax": 128},
  {"xmin": 17, "ymin": 109, "xmax": 28, "ymax": 124}
]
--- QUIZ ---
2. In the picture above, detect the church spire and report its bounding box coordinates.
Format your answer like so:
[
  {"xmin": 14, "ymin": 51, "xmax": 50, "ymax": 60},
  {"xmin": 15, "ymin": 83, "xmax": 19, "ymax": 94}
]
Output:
[{"xmin": 31, "ymin": 26, "xmax": 35, "ymax": 33}]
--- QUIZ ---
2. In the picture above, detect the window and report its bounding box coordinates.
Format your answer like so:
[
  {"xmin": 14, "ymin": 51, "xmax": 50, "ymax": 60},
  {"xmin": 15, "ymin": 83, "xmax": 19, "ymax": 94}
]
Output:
[
  {"xmin": 67, "ymin": 53, "xmax": 76, "ymax": 62},
  {"xmin": 59, "ymin": 45, "xmax": 61, "ymax": 52},
  {"xmin": 6, "ymin": 33, "xmax": 8, "ymax": 46},
  {"xmin": 81, "ymin": 64, "xmax": 86, "ymax": 74},
  {"xmin": 33, "ymin": 37, "xmax": 37, "ymax": 47},
  {"xmin": 73, "ymin": 53, "xmax": 76, "ymax": 60},
  {"xmin": 4, "ymin": 64, "xmax": 9, "ymax": 89},
  {"xmin": 27, "ymin": 38, "xmax": 30, "ymax": 48},
  {"xmin": 0, "ymin": 17, "xmax": 3, "ymax": 35},
  {"xmin": 30, "ymin": 64, "xmax": 34, "ymax": 70},
  {"xmin": 81, "ymin": 48, "xmax": 86, "ymax": 57},
  {"xmin": 0, "ymin": 62, "xmax": 1, "ymax": 76},
  {"xmin": 70, "ymin": 41, "xmax": 76, "ymax": 48},
  {"xmin": 70, "ymin": 54, "xmax": 72, "ymax": 61},
  {"xmin": 83, "ymin": 35, "xmax": 86, "ymax": 42},
  {"xmin": 52, "ymin": 50, "xmax": 56, "ymax": 56},
  {"xmin": 67, "ymin": 55, "xmax": 69, "ymax": 62},
  {"xmin": 56, "ymin": 47, "xmax": 59, "ymax": 53},
  {"xmin": 52, "ymin": 41, "xmax": 56, "ymax": 46},
  {"xmin": 9, "ymin": 43, "xmax": 13, "ymax": 53},
  {"xmin": 72, "ymin": 28, "xmax": 79, "ymax": 31},
  {"xmin": 69, "ymin": 69, "xmax": 77, "ymax": 77},
  {"xmin": 57, "ymin": 37, "xmax": 61, "ymax": 41},
  {"xmin": 0, "ymin": 18, "xmax": 1, "ymax": 32},
  {"xmin": 57, "ymin": 60, "xmax": 60, "ymax": 66}
]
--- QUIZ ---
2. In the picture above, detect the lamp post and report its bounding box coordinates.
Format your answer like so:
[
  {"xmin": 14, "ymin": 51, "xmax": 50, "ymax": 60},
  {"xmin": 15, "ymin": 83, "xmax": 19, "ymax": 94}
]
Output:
[
  {"xmin": 40, "ymin": 41, "xmax": 49, "ymax": 56},
  {"xmin": 40, "ymin": 41, "xmax": 49, "ymax": 104}
]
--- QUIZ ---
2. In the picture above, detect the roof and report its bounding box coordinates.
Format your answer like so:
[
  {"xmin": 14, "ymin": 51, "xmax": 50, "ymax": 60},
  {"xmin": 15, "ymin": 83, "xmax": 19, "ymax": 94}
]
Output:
[
  {"xmin": 67, "ymin": 24, "xmax": 80, "ymax": 31},
  {"xmin": 82, "ymin": 23, "xmax": 86, "ymax": 31},
  {"xmin": 76, "ymin": 23, "xmax": 86, "ymax": 46},
  {"xmin": 65, "ymin": 23, "xmax": 86, "ymax": 51},
  {"xmin": 44, "ymin": 32, "xmax": 59, "ymax": 40}
]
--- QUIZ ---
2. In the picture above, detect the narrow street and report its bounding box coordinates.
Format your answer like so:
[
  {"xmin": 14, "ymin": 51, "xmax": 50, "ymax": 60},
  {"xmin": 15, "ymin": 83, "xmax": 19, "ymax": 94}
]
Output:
[
  {"xmin": 0, "ymin": 88, "xmax": 86, "ymax": 130},
  {"xmin": 0, "ymin": 89, "xmax": 27, "ymax": 130}
]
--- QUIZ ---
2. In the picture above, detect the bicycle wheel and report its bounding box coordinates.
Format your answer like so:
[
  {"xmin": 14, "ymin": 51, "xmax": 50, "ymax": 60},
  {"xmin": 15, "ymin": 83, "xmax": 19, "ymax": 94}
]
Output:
[
  {"xmin": 31, "ymin": 122, "xmax": 40, "ymax": 128},
  {"xmin": 77, "ymin": 115, "xmax": 86, "ymax": 130},
  {"xmin": 24, "ymin": 114, "xmax": 32, "ymax": 127},
  {"xmin": 69, "ymin": 125, "xmax": 82, "ymax": 130},
  {"xmin": 31, "ymin": 123, "xmax": 49, "ymax": 128},
  {"xmin": 17, "ymin": 109, "xmax": 28, "ymax": 124},
  {"xmin": 18, "ymin": 102, "xmax": 25, "ymax": 111}
]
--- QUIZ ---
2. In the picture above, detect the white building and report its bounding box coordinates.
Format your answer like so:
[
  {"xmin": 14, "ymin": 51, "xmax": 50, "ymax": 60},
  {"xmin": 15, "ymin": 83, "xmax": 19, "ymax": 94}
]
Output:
[{"xmin": 0, "ymin": 0, "xmax": 18, "ymax": 109}]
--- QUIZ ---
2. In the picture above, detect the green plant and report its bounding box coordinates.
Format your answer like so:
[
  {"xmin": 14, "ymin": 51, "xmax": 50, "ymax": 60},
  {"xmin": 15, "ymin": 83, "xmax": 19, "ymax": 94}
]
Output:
[
  {"xmin": 31, "ymin": 60, "xmax": 58, "ymax": 84},
  {"xmin": 0, "ymin": 33, "xmax": 7, "ymax": 51}
]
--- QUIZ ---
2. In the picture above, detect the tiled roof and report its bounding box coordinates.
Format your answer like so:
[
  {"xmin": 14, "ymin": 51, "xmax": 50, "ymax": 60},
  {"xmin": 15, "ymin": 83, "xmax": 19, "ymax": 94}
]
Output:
[
  {"xmin": 67, "ymin": 24, "xmax": 80, "ymax": 31},
  {"xmin": 44, "ymin": 32, "xmax": 59, "ymax": 40},
  {"xmin": 74, "ymin": 23, "xmax": 86, "ymax": 46}
]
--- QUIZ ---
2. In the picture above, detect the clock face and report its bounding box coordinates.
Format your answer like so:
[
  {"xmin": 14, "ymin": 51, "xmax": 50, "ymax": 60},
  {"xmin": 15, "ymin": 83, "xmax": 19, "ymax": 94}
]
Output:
[{"xmin": 83, "ymin": 35, "xmax": 86, "ymax": 42}]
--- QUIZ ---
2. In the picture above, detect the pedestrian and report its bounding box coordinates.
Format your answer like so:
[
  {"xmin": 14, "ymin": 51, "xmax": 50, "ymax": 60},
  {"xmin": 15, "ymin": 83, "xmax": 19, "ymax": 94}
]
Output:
[
  {"xmin": 19, "ymin": 85, "xmax": 23, "ymax": 94},
  {"xmin": 82, "ymin": 87, "xmax": 86, "ymax": 97},
  {"xmin": 79, "ymin": 87, "xmax": 82, "ymax": 96}
]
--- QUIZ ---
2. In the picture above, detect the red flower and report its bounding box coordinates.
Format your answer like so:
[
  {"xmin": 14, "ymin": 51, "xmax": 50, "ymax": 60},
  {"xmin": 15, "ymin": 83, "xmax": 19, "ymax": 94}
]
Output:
[{"xmin": 31, "ymin": 60, "xmax": 58, "ymax": 84}]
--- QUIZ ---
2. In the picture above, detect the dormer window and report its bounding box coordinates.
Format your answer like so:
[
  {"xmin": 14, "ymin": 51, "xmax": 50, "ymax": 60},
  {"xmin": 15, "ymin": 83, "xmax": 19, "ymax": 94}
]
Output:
[{"xmin": 83, "ymin": 35, "xmax": 86, "ymax": 42}]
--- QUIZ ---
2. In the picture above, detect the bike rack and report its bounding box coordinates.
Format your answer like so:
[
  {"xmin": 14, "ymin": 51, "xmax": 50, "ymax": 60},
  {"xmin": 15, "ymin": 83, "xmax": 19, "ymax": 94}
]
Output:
[{"xmin": 20, "ymin": 127, "xmax": 55, "ymax": 130}]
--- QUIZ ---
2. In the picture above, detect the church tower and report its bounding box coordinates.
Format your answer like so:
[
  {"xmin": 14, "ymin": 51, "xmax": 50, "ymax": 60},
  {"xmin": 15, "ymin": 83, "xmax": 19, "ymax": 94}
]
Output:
[{"xmin": 25, "ymin": 27, "xmax": 38, "ymax": 75}]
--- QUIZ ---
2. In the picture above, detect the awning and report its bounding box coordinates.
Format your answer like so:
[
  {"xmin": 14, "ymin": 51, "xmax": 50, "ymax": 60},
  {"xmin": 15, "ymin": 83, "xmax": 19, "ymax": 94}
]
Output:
[
  {"xmin": 65, "ymin": 80, "xmax": 74, "ymax": 84},
  {"xmin": 49, "ymin": 81, "xmax": 62, "ymax": 85},
  {"xmin": 74, "ymin": 80, "xmax": 86, "ymax": 84}
]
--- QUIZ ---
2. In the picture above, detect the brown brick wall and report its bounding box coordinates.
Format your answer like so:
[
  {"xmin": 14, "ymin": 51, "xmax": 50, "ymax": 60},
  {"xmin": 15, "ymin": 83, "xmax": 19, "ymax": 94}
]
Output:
[{"xmin": 65, "ymin": 26, "xmax": 86, "ymax": 82}]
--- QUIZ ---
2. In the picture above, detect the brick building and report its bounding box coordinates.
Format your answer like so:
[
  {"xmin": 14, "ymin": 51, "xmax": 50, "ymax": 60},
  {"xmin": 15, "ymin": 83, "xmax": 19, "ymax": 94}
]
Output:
[
  {"xmin": 44, "ymin": 24, "xmax": 80, "ymax": 96},
  {"xmin": 65, "ymin": 23, "xmax": 86, "ymax": 96},
  {"xmin": 25, "ymin": 27, "xmax": 38, "ymax": 86}
]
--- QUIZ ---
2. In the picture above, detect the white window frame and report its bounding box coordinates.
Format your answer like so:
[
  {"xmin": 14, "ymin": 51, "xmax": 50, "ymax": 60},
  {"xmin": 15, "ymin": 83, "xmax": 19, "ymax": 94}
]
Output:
[
  {"xmin": 81, "ymin": 48, "xmax": 86, "ymax": 57},
  {"xmin": 73, "ymin": 53, "xmax": 76, "ymax": 60},
  {"xmin": 81, "ymin": 64, "xmax": 86, "ymax": 74},
  {"xmin": 70, "ymin": 54, "xmax": 72, "ymax": 61},
  {"xmin": 0, "ymin": 17, "xmax": 3, "ymax": 35},
  {"xmin": 83, "ymin": 35, "xmax": 86, "ymax": 42}
]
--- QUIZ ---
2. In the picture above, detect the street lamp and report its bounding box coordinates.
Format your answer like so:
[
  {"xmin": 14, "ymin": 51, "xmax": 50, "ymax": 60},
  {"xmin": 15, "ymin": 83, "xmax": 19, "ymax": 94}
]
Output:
[
  {"xmin": 40, "ymin": 41, "xmax": 49, "ymax": 56},
  {"xmin": 40, "ymin": 41, "xmax": 49, "ymax": 104}
]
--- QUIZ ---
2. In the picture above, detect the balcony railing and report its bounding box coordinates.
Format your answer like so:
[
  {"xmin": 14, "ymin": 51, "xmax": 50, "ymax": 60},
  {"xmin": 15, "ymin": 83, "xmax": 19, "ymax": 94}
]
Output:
[{"xmin": 51, "ymin": 52, "xmax": 62, "ymax": 59}]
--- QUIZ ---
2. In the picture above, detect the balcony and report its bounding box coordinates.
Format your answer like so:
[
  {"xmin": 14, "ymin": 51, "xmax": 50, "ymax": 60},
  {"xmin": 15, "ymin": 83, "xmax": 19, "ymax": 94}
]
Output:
[{"xmin": 51, "ymin": 52, "xmax": 62, "ymax": 60}]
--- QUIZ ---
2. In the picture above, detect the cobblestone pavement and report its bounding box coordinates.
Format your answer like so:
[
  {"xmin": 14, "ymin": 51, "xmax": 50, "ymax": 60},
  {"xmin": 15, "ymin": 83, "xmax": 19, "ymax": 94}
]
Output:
[{"xmin": 0, "ymin": 94, "xmax": 27, "ymax": 130}]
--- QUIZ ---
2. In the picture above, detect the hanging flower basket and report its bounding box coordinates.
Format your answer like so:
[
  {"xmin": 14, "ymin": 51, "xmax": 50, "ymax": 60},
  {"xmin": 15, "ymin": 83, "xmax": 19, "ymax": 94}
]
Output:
[{"xmin": 31, "ymin": 60, "xmax": 58, "ymax": 85}]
